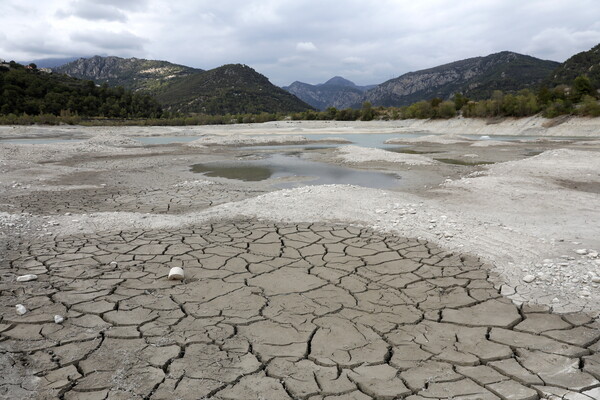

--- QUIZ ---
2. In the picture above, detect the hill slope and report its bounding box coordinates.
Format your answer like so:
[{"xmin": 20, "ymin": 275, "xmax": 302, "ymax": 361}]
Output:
[
  {"xmin": 0, "ymin": 62, "xmax": 161, "ymax": 117},
  {"xmin": 53, "ymin": 55, "xmax": 202, "ymax": 93},
  {"xmin": 547, "ymin": 43, "xmax": 600, "ymax": 88},
  {"xmin": 283, "ymin": 77, "xmax": 375, "ymax": 110},
  {"xmin": 155, "ymin": 64, "xmax": 314, "ymax": 114},
  {"xmin": 365, "ymin": 51, "xmax": 560, "ymax": 107}
]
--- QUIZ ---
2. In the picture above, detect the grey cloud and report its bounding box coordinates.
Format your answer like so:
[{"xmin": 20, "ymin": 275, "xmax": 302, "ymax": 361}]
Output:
[
  {"xmin": 3, "ymin": 0, "xmax": 600, "ymax": 86},
  {"xmin": 71, "ymin": 30, "xmax": 146, "ymax": 52},
  {"xmin": 56, "ymin": 0, "xmax": 149, "ymax": 22}
]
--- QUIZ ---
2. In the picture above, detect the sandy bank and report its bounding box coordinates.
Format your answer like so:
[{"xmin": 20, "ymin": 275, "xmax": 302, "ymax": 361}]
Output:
[
  {"xmin": 1, "ymin": 115, "xmax": 600, "ymax": 139},
  {"xmin": 336, "ymin": 145, "xmax": 436, "ymax": 165}
]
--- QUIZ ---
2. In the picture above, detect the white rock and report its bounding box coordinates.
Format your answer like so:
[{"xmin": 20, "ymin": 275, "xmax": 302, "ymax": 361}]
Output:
[
  {"xmin": 168, "ymin": 267, "xmax": 185, "ymax": 280},
  {"xmin": 522, "ymin": 274, "xmax": 536, "ymax": 283},
  {"xmin": 552, "ymin": 298, "xmax": 560, "ymax": 303},
  {"xmin": 15, "ymin": 304, "xmax": 27, "ymax": 315},
  {"xmin": 500, "ymin": 285, "xmax": 515, "ymax": 296},
  {"xmin": 575, "ymin": 249, "xmax": 588, "ymax": 255},
  {"xmin": 109, "ymin": 261, "xmax": 118, "ymax": 267},
  {"xmin": 54, "ymin": 315, "xmax": 64, "ymax": 324},
  {"xmin": 592, "ymin": 277, "xmax": 600, "ymax": 283},
  {"xmin": 16, "ymin": 274, "xmax": 38, "ymax": 282}
]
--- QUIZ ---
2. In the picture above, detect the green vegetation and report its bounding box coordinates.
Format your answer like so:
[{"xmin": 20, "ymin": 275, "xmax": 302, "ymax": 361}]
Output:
[
  {"xmin": 547, "ymin": 44, "xmax": 600, "ymax": 89},
  {"xmin": 369, "ymin": 52, "xmax": 560, "ymax": 107},
  {"xmin": 154, "ymin": 64, "xmax": 313, "ymax": 115},
  {"xmin": 289, "ymin": 74, "xmax": 599, "ymax": 121},
  {"xmin": 54, "ymin": 57, "xmax": 313, "ymax": 115},
  {"xmin": 2, "ymin": 48, "xmax": 600, "ymax": 126},
  {"xmin": 0, "ymin": 61, "xmax": 162, "ymax": 120}
]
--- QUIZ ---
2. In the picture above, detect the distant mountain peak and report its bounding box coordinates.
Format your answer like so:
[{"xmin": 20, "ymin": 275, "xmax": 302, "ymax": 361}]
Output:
[
  {"xmin": 283, "ymin": 77, "xmax": 376, "ymax": 110},
  {"xmin": 322, "ymin": 76, "xmax": 356, "ymax": 87}
]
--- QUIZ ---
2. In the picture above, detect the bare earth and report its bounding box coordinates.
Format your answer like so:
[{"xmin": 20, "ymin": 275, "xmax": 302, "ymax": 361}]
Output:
[{"xmin": 0, "ymin": 120, "xmax": 599, "ymax": 399}]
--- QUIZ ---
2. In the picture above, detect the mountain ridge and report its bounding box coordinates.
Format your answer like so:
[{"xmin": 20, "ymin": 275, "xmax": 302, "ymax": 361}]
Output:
[
  {"xmin": 364, "ymin": 51, "xmax": 560, "ymax": 107},
  {"xmin": 53, "ymin": 55, "xmax": 202, "ymax": 94},
  {"xmin": 53, "ymin": 56, "xmax": 313, "ymax": 114},
  {"xmin": 283, "ymin": 77, "xmax": 375, "ymax": 110}
]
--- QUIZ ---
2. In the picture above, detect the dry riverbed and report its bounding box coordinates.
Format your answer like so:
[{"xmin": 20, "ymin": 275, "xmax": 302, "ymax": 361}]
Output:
[{"xmin": 0, "ymin": 121, "xmax": 599, "ymax": 399}]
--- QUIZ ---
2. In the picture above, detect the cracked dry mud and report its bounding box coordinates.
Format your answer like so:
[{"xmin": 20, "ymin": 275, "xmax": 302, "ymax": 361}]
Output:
[{"xmin": 2, "ymin": 222, "xmax": 599, "ymax": 399}]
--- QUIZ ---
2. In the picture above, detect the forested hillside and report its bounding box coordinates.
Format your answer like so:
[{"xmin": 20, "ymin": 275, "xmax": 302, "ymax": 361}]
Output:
[
  {"xmin": 0, "ymin": 61, "xmax": 162, "ymax": 118},
  {"xmin": 154, "ymin": 64, "xmax": 314, "ymax": 115}
]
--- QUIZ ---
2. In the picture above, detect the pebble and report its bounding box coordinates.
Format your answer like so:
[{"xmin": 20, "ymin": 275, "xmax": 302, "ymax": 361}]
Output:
[
  {"xmin": 15, "ymin": 304, "xmax": 27, "ymax": 315},
  {"xmin": 575, "ymin": 249, "xmax": 588, "ymax": 255},
  {"xmin": 54, "ymin": 315, "xmax": 64, "ymax": 324},
  {"xmin": 592, "ymin": 277, "xmax": 600, "ymax": 283},
  {"xmin": 522, "ymin": 274, "xmax": 536, "ymax": 283},
  {"xmin": 16, "ymin": 274, "xmax": 38, "ymax": 282}
]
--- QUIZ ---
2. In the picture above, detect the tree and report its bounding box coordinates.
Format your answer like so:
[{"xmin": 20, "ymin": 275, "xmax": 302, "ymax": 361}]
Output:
[
  {"xmin": 436, "ymin": 101, "xmax": 456, "ymax": 119},
  {"xmin": 452, "ymin": 93, "xmax": 469, "ymax": 110},
  {"xmin": 360, "ymin": 101, "xmax": 375, "ymax": 121},
  {"xmin": 572, "ymin": 75, "xmax": 595, "ymax": 102},
  {"xmin": 430, "ymin": 98, "xmax": 443, "ymax": 108}
]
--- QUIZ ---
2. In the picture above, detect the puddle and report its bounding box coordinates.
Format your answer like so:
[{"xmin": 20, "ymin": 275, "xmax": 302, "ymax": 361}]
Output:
[
  {"xmin": 135, "ymin": 136, "xmax": 202, "ymax": 144},
  {"xmin": 524, "ymin": 150, "xmax": 543, "ymax": 157},
  {"xmin": 434, "ymin": 158, "xmax": 494, "ymax": 166},
  {"xmin": 191, "ymin": 153, "xmax": 402, "ymax": 189},
  {"xmin": 306, "ymin": 133, "xmax": 427, "ymax": 148},
  {"xmin": 244, "ymin": 133, "xmax": 428, "ymax": 151},
  {"xmin": 388, "ymin": 148, "xmax": 443, "ymax": 155},
  {"xmin": 463, "ymin": 134, "xmax": 589, "ymax": 142},
  {"xmin": 0, "ymin": 138, "xmax": 84, "ymax": 144},
  {"xmin": 191, "ymin": 164, "xmax": 273, "ymax": 181},
  {"xmin": 555, "ymin": 179, "xmax": 600, "ymax": 194}
]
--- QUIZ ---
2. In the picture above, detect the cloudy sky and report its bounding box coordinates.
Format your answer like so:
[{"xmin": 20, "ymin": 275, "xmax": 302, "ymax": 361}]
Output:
[{"xmin": 1, "ymin": 0, "xmax": 599, "ymax": 86}]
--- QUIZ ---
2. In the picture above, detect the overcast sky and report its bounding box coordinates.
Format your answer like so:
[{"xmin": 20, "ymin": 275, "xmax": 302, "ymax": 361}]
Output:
[{"xmin": 1, "ymin": 0, "xmax": 599, "ymax": 86}]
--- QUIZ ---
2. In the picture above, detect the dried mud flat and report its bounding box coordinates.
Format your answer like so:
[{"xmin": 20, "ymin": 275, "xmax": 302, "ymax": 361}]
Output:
[{"xmin": 0, "ymin": 122, "xmax": 599, "ymax": 399}]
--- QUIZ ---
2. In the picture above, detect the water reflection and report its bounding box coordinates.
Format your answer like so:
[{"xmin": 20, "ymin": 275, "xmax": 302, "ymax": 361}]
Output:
[{"xmin": 191, "ymin": 153, "xmax": 402, "ymax": 189}]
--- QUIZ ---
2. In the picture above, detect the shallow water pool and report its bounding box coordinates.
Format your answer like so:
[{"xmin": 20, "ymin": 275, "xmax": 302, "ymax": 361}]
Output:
[
  {"xmin": 135, "ymin": 136, "xmax": 202, "ymax": 144},
  {"xmin": 0, "ymin": 138, "xmax": 84, "ymax": 144},
  {"xmin": 191, "ymin": 153, "xmax": 402, "ymax": 189}
]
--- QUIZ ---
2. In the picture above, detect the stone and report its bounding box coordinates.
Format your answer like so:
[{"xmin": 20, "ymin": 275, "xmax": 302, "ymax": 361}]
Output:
[
  {"xmin": 16, "ymin": 274, "xmax": 38, "ymax": 282},
  {"xmin": 522, "ymin": 274, "xmax": 536, "ymax": 283}
]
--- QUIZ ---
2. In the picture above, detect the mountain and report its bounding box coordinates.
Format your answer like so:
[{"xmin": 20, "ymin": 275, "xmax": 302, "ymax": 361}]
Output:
[
  {"xmin": 364, "ymin": 51, "xmax": 560, "ymax": 107},
  {"xmin": 53, "ymin": 55, "xmax": 202, "ymax": 93},
  {"xmin": 54, "ymin": 56, "xmax": 312, "ymax": 114},
  {"xmin": 155, "ymin": 64, "xmax": 313, "ymax": 115},
  {"xmin": 283, "ymin": 76, "xmax": 376, "ymax": 110},
  {"xmin": 20, "ymin": 56, "xmax": 85, "ymax": 69},
  {"xmin": 547, "ymin": 43, "xmax": 600, "ymax": 88}
]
